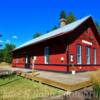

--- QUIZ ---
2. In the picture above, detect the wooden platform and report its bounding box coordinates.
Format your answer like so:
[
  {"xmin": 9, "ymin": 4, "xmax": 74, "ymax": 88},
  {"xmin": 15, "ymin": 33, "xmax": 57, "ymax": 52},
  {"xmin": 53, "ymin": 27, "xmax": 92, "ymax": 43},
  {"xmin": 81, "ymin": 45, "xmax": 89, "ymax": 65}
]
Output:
[
  {"xmin": 19, "ymin": 71, "xmax": 92, "ymax": 91},
  {"xmin": 0, "ymin": 66, "xmax": 92, "ymax": 91},
  {"xmin": 32, "ymin": 76, "xmax": 92, "ymax": 91}
]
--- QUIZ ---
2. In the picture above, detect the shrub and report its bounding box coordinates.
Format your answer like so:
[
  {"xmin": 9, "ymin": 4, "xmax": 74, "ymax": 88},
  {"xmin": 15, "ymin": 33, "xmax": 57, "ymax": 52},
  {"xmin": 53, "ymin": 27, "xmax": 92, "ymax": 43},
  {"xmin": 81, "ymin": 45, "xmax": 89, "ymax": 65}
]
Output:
[
  {"xmin": 93, "ymin": 83, "xmax": 100, "ymax": 99},
  {"xmin": 91, "ymin": 70, "xmax": 100, "ymax": 99}
]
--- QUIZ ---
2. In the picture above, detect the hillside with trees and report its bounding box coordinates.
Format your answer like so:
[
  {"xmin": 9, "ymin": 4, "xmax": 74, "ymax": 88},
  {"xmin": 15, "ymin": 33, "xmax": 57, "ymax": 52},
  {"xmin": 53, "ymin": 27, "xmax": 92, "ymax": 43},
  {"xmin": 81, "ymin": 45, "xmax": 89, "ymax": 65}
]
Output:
[{"xmin": 0, "ymin": 44, "xmax": 15, "ymax": 63}]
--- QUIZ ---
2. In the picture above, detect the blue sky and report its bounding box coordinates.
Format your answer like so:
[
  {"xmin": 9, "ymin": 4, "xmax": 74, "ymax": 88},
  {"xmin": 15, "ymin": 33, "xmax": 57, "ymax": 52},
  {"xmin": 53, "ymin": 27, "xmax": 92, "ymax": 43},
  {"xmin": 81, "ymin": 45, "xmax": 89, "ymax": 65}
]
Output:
[{"xmin": 0, "ymin": 0, "xmax": 100, "ymax": 48}]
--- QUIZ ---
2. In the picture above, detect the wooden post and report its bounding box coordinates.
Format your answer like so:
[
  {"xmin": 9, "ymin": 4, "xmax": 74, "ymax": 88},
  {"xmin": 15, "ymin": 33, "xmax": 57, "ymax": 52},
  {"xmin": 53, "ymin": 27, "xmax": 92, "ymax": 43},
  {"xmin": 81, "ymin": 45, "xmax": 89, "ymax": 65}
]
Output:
[{"xmin": 32, "ymin": 56, "xmax": 36, "ymax": 72}]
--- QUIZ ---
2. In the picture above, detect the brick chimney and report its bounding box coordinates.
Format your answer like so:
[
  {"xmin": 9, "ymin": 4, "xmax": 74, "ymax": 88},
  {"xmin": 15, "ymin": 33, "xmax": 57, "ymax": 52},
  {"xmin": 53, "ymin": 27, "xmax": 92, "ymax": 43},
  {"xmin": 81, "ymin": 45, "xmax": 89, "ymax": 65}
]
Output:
[{"xmin": 60, "ymin": 18, "xmax": 66, "ymax": 27}]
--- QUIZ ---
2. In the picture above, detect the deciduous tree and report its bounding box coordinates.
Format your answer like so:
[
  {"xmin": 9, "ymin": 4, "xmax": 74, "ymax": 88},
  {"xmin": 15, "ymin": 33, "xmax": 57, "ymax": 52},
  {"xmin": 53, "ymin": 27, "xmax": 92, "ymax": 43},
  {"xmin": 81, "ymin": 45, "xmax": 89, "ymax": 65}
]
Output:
[{"xmin": 0, "ymin": 43, "xmax": 15, "ymax": 63}]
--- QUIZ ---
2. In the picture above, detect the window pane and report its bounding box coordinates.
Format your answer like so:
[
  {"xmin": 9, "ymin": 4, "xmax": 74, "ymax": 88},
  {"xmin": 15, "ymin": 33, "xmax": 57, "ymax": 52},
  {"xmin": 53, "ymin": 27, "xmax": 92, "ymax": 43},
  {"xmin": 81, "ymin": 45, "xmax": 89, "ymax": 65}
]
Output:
[
  {"xmin": 77, "ymin": 45, "xmax": 80, "ymax": 54},
  {"xmin": 86, "ymin": 47, "xmax": 90, "ymax": 64},
  {"xmin": 76, "ymin": 45, "xmax": 81, "ymax": 64},
  {"xmin": 44, "ymin": 47, "xmax": 49, "ymax": 64},
  {"xmin": 25, "ymin": 57, "xmax": 28, "ymax": 64}
]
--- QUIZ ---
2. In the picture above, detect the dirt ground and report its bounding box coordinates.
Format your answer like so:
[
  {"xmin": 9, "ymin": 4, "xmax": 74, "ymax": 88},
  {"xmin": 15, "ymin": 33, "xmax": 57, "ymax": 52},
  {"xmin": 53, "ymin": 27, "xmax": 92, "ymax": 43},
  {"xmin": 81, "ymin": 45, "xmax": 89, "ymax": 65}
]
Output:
[{"xmin": 0, "ymin": 62, "xmax": 11, "ymax": 68}]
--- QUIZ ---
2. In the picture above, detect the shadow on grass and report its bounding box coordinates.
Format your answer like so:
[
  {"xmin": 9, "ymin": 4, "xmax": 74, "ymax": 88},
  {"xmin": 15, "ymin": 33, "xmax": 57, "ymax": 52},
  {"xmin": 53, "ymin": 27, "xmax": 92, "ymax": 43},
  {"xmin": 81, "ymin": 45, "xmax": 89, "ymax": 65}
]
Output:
[
  {"xmin": 0, "ymin": 73, "xmax": 15, "ymax": 79},
  {"xmin": 0, "ymin": 74, "xmax": 21, "ymax": 87}
]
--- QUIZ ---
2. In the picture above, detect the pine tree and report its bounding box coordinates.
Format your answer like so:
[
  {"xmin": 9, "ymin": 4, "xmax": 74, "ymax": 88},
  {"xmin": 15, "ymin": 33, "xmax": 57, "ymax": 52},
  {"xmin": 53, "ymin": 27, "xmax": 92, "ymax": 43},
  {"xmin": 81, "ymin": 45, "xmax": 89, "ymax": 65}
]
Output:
[
  {"xmin": 33, "ymin": 32, "xmax": 41, "ymax": 38},
  {"xmin": 66, "ymin": 12, "xmax": 76, "ymax": 24},
  {"xmin": 60, "ymin": 10, "xmax": 66, "ymax": 19},
  {"xmin": 52, "ymin": 26, "xmax": 58, "ymax": 30},
  {"xmin": 0, "ymin": 49, "xmax": 4, "ymax": 62},
  {"xmin": 0, "ymin": 34, "xmax": 2, "ymax": 47},
  {"xmin": 95, "ymin": 22, "xmax": 100, "ymax": 33}
]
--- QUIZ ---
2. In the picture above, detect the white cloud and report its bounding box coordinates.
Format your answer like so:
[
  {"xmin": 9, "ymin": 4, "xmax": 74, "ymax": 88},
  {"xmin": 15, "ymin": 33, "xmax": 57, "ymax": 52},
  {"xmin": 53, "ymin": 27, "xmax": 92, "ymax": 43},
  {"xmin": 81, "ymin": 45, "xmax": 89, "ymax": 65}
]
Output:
[
  {"xmin": 6, "ymin": 40, "xmax": 10, "ymax": 44},
  {"xmin": 0, "ymin": 40, "xmax": 3, "ymax": 43},
  {"xmin": 12, "ymin": 35, "xmax": 18, "ymax": 39}
]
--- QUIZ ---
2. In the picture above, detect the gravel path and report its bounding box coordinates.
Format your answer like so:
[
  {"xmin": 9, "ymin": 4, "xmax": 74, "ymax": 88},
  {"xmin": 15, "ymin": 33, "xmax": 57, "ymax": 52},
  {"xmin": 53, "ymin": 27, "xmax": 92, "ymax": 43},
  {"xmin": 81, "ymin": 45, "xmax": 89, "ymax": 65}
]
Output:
[{"xmin": 37, "ymin": 71, "xmax": 91, "ymax": 84}]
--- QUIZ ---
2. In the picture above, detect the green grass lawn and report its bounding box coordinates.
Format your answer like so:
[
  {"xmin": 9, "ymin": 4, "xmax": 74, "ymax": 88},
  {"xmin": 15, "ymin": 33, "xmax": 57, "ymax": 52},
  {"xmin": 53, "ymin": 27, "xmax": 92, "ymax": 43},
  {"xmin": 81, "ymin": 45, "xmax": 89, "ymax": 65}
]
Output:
[{"xmin": 0, "ymin": 74, "xmax": 64, "ymax": 100}]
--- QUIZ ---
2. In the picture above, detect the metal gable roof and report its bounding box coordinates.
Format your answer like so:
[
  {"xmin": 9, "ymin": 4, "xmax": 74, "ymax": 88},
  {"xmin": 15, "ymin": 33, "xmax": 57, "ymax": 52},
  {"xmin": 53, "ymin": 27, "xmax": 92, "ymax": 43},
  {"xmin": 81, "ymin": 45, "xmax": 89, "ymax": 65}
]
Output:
[{"xmin": 13, "ymin": 16, "xmax": 91, "ymax": 51}]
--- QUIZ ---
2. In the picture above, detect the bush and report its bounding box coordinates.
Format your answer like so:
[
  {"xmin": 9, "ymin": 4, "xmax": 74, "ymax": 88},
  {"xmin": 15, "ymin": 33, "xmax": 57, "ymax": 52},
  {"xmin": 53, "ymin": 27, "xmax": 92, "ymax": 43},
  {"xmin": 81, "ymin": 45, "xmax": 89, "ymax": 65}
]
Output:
[
  {"xmin": 93, "ymin": 83, "xmax": 100, "ymax": 99},
  {"xmin": 91, "ymin": 70, "xmax": 100, "ymax": 99}
]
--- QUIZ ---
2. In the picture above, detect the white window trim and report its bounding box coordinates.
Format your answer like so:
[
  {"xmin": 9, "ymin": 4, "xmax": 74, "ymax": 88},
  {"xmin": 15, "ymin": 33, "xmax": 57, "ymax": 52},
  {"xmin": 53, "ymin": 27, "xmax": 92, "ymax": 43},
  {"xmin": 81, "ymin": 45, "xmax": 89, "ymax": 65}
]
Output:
[
  {"xmin": 44, "ymin": 47, "xmax": 49, "ymax": 64},
  {"xmin": 25, "ymin": 55, "xmax": 28, "ymax": 64},
  {"xmin": 93, "ymin": 49, "xmax": 96, "ymax": 64},
  {"xmin": 86, "ymin": 47, "xmax": 90, "ymax": 64}
]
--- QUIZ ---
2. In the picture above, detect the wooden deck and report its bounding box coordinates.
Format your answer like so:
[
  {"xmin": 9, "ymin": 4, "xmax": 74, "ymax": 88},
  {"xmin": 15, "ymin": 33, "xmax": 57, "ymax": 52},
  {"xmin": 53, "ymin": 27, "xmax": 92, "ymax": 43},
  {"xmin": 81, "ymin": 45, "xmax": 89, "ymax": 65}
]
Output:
[
  {"xmin": 19, "ymin": 70, "xmax": 92, "ymax": 91},
  {"xmin": 31, "ymin": 76, "xmax": 92, "ymax": 91},
  {"xmin": 0, "ymin": 65, "xmax": 93, "ymax": 91}
]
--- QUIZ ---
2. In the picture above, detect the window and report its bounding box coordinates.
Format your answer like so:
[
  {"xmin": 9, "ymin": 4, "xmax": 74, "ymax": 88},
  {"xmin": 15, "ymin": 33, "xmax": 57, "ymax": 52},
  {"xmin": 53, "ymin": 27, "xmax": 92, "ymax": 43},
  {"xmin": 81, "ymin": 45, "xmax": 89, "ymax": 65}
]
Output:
[
  {"xmin": 16, "ymin": 58, "xmax": 19, "ymax": 64},
  {"xmin": 93, "ymin": 49, "xmax": 96, "ymax": 64},
  {"xmin": 25, "ymin": 56, "xmax": 28, "ymax": 64},
  {"xmin": 44, "ymin": 47, "xmax": 49, "ymax": 64},
  {"xmin": 76, "ymin": 45, "xmax": 82, "ymax": 64},
  {"xmin": 86, "ymin": 47, "xmax": 90, "ymax": 64},
  {"xmin": 25, "ymin": 55, "xmax": 29, "ymax": 64}
]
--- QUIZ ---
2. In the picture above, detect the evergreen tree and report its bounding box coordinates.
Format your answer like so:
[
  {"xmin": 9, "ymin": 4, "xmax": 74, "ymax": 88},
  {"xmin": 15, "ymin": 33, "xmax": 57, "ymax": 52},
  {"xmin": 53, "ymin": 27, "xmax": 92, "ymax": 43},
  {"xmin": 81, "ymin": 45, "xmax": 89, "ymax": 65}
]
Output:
[
  {"xmin": 66, "ymin": 12, "xmax": 76, "ymax": 24},
  {"xmin": 46, "ymin": 30, "xmax": 50, "ymax": 33},
  {"xmin": 95, "ymin": 22, "xmax": 100, "ymax": 33},
  {"xmin": 0, "ymin": 34, "xmax": 2, "ymax": 47},
  {"xmin": 60, "ymin": 10, "xmax": 66, "ymax": 19},
  {"xmin": 0, "ymin": 49, "xmax": 4, "ymax": 62},
  {"xmin": 60, "ymin": 11, "xmax": 76, "ymax": 25},
  {"xmin": 52, "ymin": 26, "xmax": 58, "ymax": 30},
  {"xmin": 33, "ymin": 32, "xmax": 41, "ymax": 38}
]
